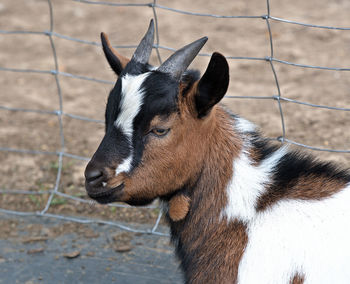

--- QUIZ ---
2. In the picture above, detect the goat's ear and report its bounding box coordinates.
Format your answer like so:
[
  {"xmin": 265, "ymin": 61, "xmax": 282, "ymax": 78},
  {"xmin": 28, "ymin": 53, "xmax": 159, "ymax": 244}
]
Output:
[
  {"xmin": 195, "ymin": 52, "xmax": 229, "ymax": 118},
  {"xmin": 101, "ymin": 32, "xmax": 130, "ymax": 76}
]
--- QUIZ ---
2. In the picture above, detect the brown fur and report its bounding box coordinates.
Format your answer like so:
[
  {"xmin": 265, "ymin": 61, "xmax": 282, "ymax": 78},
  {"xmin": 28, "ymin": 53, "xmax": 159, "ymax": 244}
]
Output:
[
  {"xmin": 290, "ymin": 273, "xmax": 305, "ymax": 284},
  {"xmin": 168, "ymin": 193, "xmax": 191, "ymax": 222},
  {"xmin": 105, "ymin": 167, "xmax": 126, "ymax": 189},
  {"xmin": 257, "ymin": 173, "xmax": 347, "ymax": 212},
  {"xmin": 176, "ymin": 219, "xmax": 248, "ymax": 284},
  {"xmin": 248, "ymin": 146, "xmax": 262, "ymax": 166}
]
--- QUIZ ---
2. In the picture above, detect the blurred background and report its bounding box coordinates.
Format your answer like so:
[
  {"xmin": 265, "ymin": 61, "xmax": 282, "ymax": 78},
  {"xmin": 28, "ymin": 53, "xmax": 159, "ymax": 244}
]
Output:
[{"xmin": 0, "ymin": 0, "xmax": 349, "ymax": 282}]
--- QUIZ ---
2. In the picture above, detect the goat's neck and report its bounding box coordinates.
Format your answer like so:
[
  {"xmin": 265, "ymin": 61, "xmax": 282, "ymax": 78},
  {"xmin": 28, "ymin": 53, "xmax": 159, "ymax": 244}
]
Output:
[
  {"xmin": 167, "ymin": 106, "xmax": 241, "ymax": 231},
  {"xmin": 166, "ymin": 107, "xmax": 245, "ymax": 283},
  {"xmin": 189, "ymin": 107, "xmax": 240, "ymax": 219}
]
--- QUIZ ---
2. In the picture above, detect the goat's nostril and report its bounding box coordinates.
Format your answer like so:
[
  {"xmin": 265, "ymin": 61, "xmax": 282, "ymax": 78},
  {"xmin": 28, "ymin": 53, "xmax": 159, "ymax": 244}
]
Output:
[{"xmin": 85, "ymin": 169, "xmax": 103, "ymax": 183}]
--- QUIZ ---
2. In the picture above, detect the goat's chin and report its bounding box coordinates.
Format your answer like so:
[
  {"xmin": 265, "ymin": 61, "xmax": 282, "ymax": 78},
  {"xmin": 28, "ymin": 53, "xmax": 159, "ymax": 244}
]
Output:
[
  {"xmin": 88, "ymin": 190, "xmax": 122, "ymax": 205},
  {"xmin": 125, "ymin": 198, "xmax": 155, "ymax": 206}
]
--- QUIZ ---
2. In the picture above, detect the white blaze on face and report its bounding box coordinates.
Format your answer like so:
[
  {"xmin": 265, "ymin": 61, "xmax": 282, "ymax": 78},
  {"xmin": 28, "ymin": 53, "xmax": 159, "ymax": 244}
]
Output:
[{"xmin": 114, "ymin": 72, "xmax": 150, "ymax": 176}]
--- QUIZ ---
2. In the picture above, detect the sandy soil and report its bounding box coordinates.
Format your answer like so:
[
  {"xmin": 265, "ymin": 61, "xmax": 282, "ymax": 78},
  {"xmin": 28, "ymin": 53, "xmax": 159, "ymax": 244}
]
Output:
[{"xmin": 1, "ymin": 0, "xmax": 350, "ymax": 222}]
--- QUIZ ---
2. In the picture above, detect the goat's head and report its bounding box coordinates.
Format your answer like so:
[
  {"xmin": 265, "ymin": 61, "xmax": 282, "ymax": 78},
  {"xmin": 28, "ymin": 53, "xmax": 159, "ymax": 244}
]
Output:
[{"xmin": 85, "ymin": 20, "xmax": 229, "ymax": 207}]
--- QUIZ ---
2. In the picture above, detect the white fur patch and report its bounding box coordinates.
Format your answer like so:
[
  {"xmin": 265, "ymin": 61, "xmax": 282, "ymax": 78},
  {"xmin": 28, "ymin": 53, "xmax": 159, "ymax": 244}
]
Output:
[
  {"xmin": 235, "ymin": 117, "xmax": 256, "ymax": 133},
  {"xmin": 238, "ymin": 185, "xmax": 350, "ymax": 284},
  {"xmin": 221, "ymin": 146, "xmax": 287, "ymax": 221},
  {"xmin": 115, "ymin": 73, "xmax": 149, "ymax": 137},
  {"xmin": 114, "ymin": 73, "xmax": 149, "ymax": 175},
  {"xmin": 115, "ymin": 154, "xmax": 133, "ymax": 176}
]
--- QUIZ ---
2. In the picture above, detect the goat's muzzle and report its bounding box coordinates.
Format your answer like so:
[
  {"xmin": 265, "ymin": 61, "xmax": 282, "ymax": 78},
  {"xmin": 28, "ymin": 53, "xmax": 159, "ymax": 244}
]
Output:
[{"xmin": 84, "ymin": 160, "xmax": 124, "ymax": 204}]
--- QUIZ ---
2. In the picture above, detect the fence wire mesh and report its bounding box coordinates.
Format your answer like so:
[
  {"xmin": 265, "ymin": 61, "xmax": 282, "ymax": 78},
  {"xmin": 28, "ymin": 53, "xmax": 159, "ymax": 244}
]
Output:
[{"xmin": 0, "ymin": 0, "xmax": 349, "ymax": 236}]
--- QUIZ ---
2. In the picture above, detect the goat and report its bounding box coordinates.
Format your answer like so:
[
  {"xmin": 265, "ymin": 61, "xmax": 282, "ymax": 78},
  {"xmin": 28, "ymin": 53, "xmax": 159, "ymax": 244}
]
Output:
[{"xmin": 84, "ymin": 20, "xmax": 350, "ymax": 283}]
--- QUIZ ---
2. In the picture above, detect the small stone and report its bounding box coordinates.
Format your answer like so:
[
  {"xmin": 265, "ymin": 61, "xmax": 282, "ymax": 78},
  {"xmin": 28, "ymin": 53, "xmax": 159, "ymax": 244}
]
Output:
[
  {"xmin": 27, "ymin": 248, "xmax": 45, "ymax": 254},
  {"xmin": 114, "ymin": 245, "xmax": 133, "ymax": 253},
  {"xmin": 22, "ymin": 236, "xmax": 48, "ymax": 243},
  {"xmin": 63, "ymin": 250, "xmax": 80, "ymax": 259}
]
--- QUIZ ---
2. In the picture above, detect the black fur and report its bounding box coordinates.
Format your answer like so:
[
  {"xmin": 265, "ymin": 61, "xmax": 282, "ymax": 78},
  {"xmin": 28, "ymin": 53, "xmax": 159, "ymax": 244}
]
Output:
[
  {"xmin": 196, "ymin": 52, "xmax": 229, "ymax": 118},
  {"xmin": 181, "ymin": 69, "xmax": 200, "ymax": 97},
  {"xmin": 271, "ymin": 151, "xmax": 350, "ymax": 191},
  {"xmin": 91, "ymin": 126, "xmax": 130, "ymax": 167},
  {"xmin": 250, "ymin": 134, "xmax": 280, "ymax": 162}
]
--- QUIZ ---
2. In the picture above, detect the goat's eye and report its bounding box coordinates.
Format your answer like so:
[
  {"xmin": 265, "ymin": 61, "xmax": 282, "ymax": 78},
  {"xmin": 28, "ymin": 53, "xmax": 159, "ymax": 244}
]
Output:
[{"xmin": 151, "ymin": 128, "xmax": 170, "ymax": 137}]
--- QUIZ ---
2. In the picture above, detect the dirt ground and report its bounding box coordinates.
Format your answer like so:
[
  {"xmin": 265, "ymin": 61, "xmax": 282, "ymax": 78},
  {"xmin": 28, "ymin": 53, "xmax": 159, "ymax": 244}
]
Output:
[
  {"xmin": 0, "ymin": 214, "xmax": 182, "ymax": 283},
  {"xmin": 0, "ymin": 0, "xmax": 350, "ymax": 240}
]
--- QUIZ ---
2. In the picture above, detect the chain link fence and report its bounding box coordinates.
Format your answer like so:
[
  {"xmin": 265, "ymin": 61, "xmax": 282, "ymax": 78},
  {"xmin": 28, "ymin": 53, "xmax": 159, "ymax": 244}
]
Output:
[{"xmin": 0, "ymin": 0, "xmax": 349, "ymax": 236}]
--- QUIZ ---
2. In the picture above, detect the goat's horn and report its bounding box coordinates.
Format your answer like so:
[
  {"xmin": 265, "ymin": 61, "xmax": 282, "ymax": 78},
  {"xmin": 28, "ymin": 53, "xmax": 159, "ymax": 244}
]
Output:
[
  {"xmin": 157, "ymin": 37, "xmax": 208, "ymax": 80},
  {"xmin": 132, "ymin": 19, "xmax": 155, "ymax": 64}
]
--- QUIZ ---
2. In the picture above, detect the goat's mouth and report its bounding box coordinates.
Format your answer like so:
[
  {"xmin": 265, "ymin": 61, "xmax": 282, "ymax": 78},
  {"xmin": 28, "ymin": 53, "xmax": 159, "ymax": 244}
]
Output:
[{"xmin": 86, "ymin": 183, "xmax": 125, "ymax": 204}]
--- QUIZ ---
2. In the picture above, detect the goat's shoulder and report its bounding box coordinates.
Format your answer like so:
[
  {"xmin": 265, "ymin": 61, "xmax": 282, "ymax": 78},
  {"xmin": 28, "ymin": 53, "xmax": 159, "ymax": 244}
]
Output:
[
  {"xmin": 256, "ymin": 145, "xmax": 350, "ymax": 211},
  {"xmin": 223, "ymin": 111, "xmax": 350, "ymax": 213}
]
